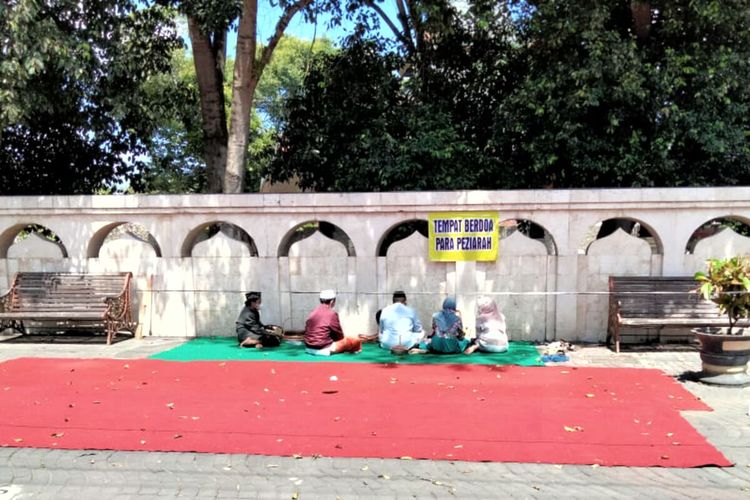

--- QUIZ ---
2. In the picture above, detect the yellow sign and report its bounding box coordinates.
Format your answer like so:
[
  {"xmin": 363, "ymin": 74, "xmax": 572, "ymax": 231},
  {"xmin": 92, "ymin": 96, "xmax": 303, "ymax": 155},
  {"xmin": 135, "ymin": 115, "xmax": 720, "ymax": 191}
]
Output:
[{"xmin": 428, "ymin": 212, "xmax": 499, "ymax": 262}]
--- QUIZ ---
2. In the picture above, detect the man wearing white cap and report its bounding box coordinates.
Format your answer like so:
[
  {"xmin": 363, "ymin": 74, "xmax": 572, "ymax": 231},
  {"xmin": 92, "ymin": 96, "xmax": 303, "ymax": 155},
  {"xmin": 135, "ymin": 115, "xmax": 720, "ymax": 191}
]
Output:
[{"xmin": 303, "ymin": 289, "xmax": 362, "ymax": 356}]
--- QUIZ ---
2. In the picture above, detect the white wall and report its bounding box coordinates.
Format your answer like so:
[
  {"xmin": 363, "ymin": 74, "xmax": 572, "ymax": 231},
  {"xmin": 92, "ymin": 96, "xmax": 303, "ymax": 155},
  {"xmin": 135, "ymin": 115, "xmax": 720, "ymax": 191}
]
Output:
[{"xmin": 1, "ymin": 188, "xmax": 749, "ymax": 342}]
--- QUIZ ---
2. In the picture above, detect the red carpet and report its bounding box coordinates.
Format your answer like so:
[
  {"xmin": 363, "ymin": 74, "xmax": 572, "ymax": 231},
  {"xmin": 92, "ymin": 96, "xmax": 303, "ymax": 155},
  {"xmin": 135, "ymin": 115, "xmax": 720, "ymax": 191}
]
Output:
[{"xmin": 0, "ymin": 358, "xmax": 730, "ymax": 467}]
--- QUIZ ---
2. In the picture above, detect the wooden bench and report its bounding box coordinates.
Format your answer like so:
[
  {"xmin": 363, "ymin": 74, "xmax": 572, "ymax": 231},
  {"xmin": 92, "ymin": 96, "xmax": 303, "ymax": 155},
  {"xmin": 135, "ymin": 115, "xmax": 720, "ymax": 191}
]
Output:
[
  {"xmin": 606, "ymin": 276, "xmax": 746, "ymax": 353},
  {"xmin": 0, "ymin": 272, "xmax": 134, "ymax": 345}
]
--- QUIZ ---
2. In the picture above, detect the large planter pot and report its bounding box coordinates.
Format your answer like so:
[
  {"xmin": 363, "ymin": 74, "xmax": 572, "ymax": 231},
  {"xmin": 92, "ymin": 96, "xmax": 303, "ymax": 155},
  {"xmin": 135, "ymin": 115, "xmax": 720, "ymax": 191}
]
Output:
[{"xmin": 693, "ymin": 328, "xmax": 750, "ymax": 387}]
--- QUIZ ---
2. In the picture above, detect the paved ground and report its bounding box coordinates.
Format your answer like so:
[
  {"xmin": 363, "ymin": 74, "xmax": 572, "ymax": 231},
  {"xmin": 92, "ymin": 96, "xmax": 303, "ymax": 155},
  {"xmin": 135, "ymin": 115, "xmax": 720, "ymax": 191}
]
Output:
[{"xmin": 0, "ymin": 336, "xmax": 748, "ymax": 499}]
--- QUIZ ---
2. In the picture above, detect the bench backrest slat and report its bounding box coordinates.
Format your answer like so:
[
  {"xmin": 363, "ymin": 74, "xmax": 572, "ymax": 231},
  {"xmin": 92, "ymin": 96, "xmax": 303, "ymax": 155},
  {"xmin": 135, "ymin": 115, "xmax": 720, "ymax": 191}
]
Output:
[
  {"xmin": 609, "ymin": 276, "xmax": 723, "ymax": 319},
  {"xmin": 7, "ymin": 272, "xmax": 131, "ymax": 313}
]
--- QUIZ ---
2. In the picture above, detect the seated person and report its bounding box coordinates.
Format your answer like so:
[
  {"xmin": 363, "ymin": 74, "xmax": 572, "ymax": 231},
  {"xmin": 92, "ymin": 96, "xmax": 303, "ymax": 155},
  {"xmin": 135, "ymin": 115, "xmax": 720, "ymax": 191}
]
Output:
[
  {"xmin": 414, "ymin": 297, "xmax": 470, "ymax": 354},
  {"xmin": 378, "ymin": 290, "xmax": 424, "ymax": 350},
  {"xmin": 236, "ymin": 291, "xmax": 284, "ymax": 348},
  {"xmin": 465, "ymin": 296, "xmax": 509, "ymax": 354},
  {"xmin": 304, "ymin": 289, "xmax": 362, "ymax": 356}
]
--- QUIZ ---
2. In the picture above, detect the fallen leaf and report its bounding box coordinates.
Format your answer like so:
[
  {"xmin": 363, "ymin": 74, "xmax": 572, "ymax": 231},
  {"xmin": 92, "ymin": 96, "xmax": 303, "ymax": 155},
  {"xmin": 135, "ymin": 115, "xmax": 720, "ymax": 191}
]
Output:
[
  {"xmin": 292, "ymin": 454, "xmax": 303, "ymax": 459},
  {"xmin": 13, "ymin": 438, "xmax": 23, "ymax": 443},
  {"xmin": 277, "ymin": 439, "xmax": 284, "ymax": 443},
  {"xmin": 591, "ymin": 464, "xmax": 600, "ymax": 468},
  {"xmin": 453, "ymin": 444, "xmax": 463, "ymax": 449},
  {"xmin": 166, "ymin": 403, "xmax": 175, "ymax": 409},
  {"xmin": 218, "ymin": 363, "xmax": 226, "ymax": 366},
  {"xmin": 267, "ymin": 464, "xmax": 279, "ymax": 468},
  {"xmin": 666, "ymin": 432, "xmax": 674, "ymax": 437},
  {"xmin": 223, "ymin": 466, "xmax": 232, "ymax": 471},
  {"xmin": 378, "ymin": 474, "xmax": 390, "ymax": 480},
  {"xmin": 661, "ymin": 455, "xmax": 670, "ymax": 460},
  {"xmin": 92, "ymin": 401, "xmax": 101, "ymax": 405},
  {"xmin": 329, "ymin": 375, "xmax": 338, "ymax": 381},
  {"xmin": 50, "ymin": 432, "xmax": 64, "ymax": 438},
  {"xmin": 271, "ymin": 369, "xmax": 276, "ymax": 375},
  {"xmin": 533, "ymin": 486, "xmax": 541, "ymax": 491},
  {"xmin": 564, "ymin": 426, "xmax": 583, "ymax": 432},
  {"xmin": 291, "ymin": 493, "xmax": 299, "ymax": 500},
  {"xmin": 361, "ymin": 465, "xmax": 369, "ymax": 471},
  {"xmin": 585, "ymin": 394, "xmax": 595, "ymax": 398},
  {"xmin": 139, "ymin": 440, "xmax": 146, "ymax": 445},
  {"xmin": 173, "ymin": 434, "xmax": 182, "ymax": 439},
  {"xmin": 123, "ymin": 364, "xmax": 129, "ymax": 369},
  {"xmin": 400, "ymin": 456, "xmax": 413, "ymax": 460}
]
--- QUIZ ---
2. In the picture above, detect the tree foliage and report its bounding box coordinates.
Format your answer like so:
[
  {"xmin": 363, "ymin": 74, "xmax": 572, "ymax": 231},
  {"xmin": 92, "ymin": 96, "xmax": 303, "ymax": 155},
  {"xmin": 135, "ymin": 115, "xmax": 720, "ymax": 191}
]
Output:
[
  {"xmin": 268, "ymin": 0, "xmax": 750, "ymax": 191},
  {"xmin": 0, "ymin": 0, "xmax": 182, "ymax": 194}
]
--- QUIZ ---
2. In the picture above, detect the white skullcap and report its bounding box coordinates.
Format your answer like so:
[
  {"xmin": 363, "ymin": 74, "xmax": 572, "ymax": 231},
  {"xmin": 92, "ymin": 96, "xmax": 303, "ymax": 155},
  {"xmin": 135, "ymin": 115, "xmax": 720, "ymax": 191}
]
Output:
[{"xmin": 319, "ymin": 289, "xmax": 337, "ymax": 300}]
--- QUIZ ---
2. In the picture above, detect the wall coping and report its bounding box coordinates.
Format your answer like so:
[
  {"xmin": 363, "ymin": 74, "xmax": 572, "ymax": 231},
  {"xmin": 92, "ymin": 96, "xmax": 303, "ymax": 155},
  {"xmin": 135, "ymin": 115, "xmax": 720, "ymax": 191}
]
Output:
[{"xmin": 1, "ymin": 187, "xmax": 749, "ymax": 215}]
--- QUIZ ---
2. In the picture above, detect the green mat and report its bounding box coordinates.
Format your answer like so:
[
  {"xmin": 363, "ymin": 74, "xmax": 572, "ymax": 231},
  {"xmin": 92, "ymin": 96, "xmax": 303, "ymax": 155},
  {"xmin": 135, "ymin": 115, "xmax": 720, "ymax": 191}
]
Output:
[{"xmin": 149, "ymin": 337, "xmax": 544, "ymax": 366}]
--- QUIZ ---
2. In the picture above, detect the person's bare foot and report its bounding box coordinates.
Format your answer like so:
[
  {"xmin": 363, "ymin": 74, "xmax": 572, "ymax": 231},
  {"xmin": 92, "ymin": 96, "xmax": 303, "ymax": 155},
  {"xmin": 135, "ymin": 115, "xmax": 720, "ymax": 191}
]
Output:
[
  {"xmin": 464, "ymin": 344, "xmax": 479, "ymax": 355},
  {"xmin": 254, "ymin": 343, "xmax": 264, "ymax": 349},
  {"xmin": 408, "ymin": 348, "xmax": 427, "ymax": 355}
]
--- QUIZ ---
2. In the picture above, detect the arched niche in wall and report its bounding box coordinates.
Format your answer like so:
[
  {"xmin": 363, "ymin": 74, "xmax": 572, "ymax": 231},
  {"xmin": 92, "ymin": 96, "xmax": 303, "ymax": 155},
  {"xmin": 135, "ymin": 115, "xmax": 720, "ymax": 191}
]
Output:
[
  {"xmin": 182, "ymin": 222, "xmax": 258, "ymax": 258},
  {"xmin": 88, "ymin": 222, "xmax": 162, "ymax": 259},
  {"xmin": 1, "ymin": 223, "xmax": 68, "ymax": 258},
  {"xmin": 685, "ymin": 216, "xmax": 750, "ymax": 258},
  {"xmin": 499, "ymin": 219, "xmax": 557, "ymax": 255},
  {"xmin": 377, "ymin": 220, "xmax": 428, "ymax": 257},
  {"xmin": 278, "ymin": 221, "xmax": 356, "ymax": 257},
  {"xmin": 581, "ymin": 217, "xmax": 661, "ymax": 255}
]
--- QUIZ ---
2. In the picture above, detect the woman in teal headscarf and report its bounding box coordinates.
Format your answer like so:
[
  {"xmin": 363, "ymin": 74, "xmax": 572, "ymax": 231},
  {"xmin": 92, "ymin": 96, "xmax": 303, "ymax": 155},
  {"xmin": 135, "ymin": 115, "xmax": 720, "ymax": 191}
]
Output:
[{"xmin": 424, "ymin": 297, "xmax": 470, "ymax": 354}]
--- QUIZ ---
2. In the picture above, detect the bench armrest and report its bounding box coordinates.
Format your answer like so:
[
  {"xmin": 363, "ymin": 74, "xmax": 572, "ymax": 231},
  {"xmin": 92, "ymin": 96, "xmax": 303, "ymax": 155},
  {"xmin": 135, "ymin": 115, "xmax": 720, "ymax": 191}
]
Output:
[{"xmin": 0, "ymin": 289, "xmax": 12, "ymax": 313}]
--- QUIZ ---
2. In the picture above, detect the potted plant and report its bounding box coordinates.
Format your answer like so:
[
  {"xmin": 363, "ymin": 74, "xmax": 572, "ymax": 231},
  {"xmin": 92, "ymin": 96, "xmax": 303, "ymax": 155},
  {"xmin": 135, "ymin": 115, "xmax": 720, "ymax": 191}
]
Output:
[{"xmin": 693, "ymin": 255, "xmax": 750, "ymax": 386}]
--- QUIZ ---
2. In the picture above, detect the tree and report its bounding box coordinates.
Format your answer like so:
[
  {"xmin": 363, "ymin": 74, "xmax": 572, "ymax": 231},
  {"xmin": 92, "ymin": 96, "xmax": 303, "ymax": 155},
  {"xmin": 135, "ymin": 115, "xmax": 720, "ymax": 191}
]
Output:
[
  {"xmin": 169, "ymin": 0, "xmax": 343, "ymax": 193},
  {"xmin": 138, "ymin": 35, "xmax": 335, "ymax": 193},
  {"xmin": 493, "ymin": 0, "xmax": 750, "ymax": 188},
  {"xmin": 267, "ymin": 1, "xmax": 518, "ymax": 191},
  {"xmin": 0, "ymin": 0, "xmax": 182, "ymax": 194},
  {"xmin": 271, "ymin": 0, "xmax": 750, "ymax": 191}
]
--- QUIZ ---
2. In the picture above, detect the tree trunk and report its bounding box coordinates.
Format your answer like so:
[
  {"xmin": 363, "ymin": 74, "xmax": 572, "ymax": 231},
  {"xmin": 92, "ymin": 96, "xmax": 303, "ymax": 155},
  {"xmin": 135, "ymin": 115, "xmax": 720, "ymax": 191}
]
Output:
[
  {"xmin": 224, "ymin": 0, "xmax": 259, "ymax": 194},
  {"xmin": 188, "ymin": 17, "xmax": 228, "ymax": 193},
  {"xmin": 224, "ymin": 0, "xmax": 314, "ymax": 193},
  {"xmin": 630, "ymin": 1, "xmax": 651, "ymax": 41}
]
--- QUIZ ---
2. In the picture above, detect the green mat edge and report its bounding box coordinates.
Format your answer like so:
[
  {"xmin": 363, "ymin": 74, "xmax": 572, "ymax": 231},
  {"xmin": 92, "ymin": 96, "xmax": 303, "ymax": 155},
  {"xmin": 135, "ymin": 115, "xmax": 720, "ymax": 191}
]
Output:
[{"xmin": 149, "ymin": 337, "xmax": 545, "ymax": 366}]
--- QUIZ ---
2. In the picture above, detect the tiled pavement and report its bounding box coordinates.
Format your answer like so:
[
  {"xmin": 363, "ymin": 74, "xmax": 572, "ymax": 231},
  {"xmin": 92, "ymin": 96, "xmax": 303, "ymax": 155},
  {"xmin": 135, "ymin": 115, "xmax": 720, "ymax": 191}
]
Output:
[{"xmin": 0, "ymin": 337, "xmax": 748, "ymax": 499}]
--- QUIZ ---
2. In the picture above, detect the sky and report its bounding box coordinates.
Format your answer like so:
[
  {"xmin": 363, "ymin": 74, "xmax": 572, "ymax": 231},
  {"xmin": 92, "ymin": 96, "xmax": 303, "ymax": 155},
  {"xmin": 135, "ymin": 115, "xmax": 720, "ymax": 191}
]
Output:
[{"xmin": 227, "ymin": 1, "xmax": 400, "ymax": 52}]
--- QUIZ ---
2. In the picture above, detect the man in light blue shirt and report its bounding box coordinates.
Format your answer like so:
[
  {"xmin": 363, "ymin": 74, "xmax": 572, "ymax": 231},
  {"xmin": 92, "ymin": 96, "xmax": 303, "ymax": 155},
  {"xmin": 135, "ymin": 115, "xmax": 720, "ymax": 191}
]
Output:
[{"xmin": 378, "ymin": 290, "xmax": 424, "ymax": 350}]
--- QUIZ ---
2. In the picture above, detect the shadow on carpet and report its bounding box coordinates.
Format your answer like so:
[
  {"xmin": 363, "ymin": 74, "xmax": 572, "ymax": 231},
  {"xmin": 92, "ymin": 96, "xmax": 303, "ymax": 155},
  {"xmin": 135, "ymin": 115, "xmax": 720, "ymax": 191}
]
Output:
[{"xmin": 149, "ymin": 336, "xmax": 544, "ymax": 366}]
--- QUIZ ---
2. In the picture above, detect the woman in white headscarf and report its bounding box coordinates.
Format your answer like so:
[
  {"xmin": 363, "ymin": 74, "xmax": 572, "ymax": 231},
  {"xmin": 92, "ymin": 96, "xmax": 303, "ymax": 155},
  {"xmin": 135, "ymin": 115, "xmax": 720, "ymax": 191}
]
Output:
[{"xmin": 469, "ymin": 296, "xmax": 509, "ymax": 353}]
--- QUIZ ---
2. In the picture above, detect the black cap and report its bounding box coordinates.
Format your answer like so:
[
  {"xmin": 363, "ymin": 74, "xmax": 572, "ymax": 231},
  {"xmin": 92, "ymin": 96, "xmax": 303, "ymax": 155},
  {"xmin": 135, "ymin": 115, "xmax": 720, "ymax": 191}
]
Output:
[
  {"xmin": 392, "ymin": 290, "xmax": 407, "ymax": 301},
  {"xmin": 245, "ymin": 291, "xmax": 261, "ymax": 302}
]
